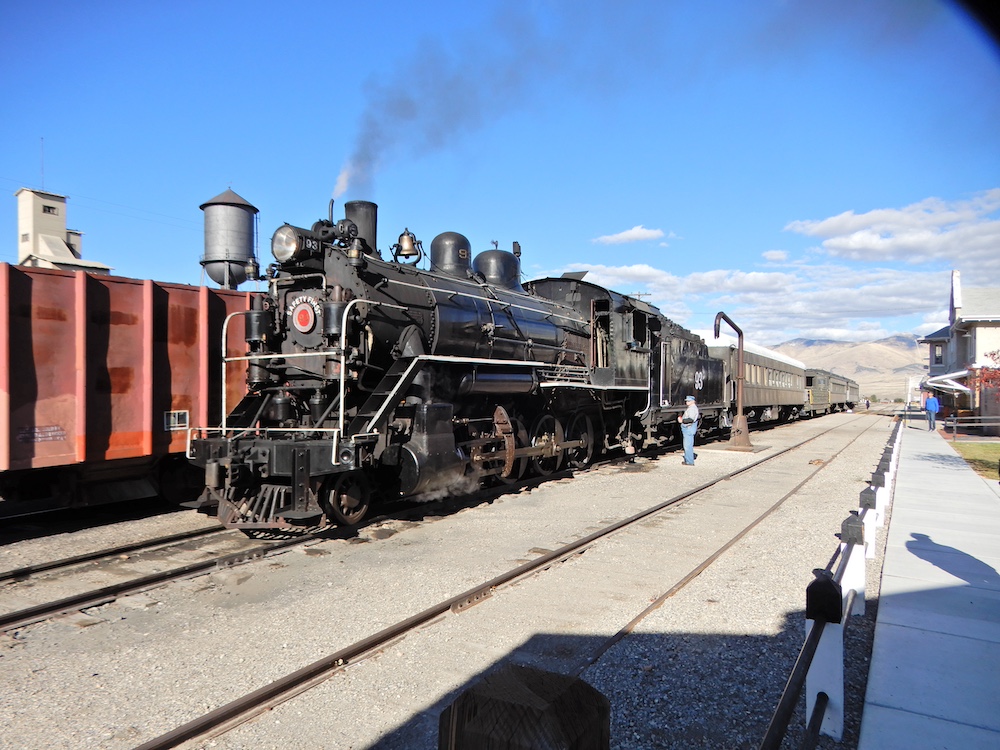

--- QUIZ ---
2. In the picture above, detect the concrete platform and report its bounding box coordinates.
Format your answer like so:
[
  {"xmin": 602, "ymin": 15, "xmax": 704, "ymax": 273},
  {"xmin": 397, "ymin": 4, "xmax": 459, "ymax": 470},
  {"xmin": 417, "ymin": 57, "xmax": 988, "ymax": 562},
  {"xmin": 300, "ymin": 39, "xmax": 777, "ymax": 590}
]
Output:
[{"xmin": 858, "ymin": 425, "xmax": 1000, "ymax": 749}]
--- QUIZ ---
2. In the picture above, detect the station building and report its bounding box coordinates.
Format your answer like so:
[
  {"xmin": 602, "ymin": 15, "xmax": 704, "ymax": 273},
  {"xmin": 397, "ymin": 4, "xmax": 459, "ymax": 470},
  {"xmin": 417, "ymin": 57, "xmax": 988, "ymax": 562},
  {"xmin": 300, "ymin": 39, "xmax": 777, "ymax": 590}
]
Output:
[{"xmin": 919, "ymin": 270, "xmax": 1000, "ymax": 432}]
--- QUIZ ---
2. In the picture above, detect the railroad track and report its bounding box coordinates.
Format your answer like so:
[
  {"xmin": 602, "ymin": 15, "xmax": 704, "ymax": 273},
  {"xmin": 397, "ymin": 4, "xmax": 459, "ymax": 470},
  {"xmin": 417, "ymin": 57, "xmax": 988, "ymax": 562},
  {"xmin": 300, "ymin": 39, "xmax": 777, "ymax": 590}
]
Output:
[
  {"xmin": 0, "ymin": 530, "xmax": 316, "ymax": 632},
  {"xmin": 0, "ymin": 477, "xmax": 521, "ymax": 631},
  {"xmin": 131, "ymin": 414, "xmax": 886, "ymax": 750},
  {"xmin": 0, "ymin": 475, "xmax": 568, "ymax": 633},
  {"xmin": 0, "ymin": 413, "xmax": 792, "ymax": 634},
  {"xmin": 0, "ymin": 526, "xmax": 228, "ymax": 584}
]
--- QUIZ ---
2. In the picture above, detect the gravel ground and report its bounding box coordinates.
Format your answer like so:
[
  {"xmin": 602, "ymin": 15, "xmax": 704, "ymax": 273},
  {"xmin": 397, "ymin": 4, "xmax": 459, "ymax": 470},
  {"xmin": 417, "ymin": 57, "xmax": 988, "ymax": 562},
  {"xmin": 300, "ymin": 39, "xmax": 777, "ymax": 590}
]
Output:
[
  {"xmin": 0, "ymin": 413, "xmax": 893, "ymax": 749},
  {"xmin": 583, "ymin": 431, "xmax": 891, "ymax": 749},
  {"xmin": 0, "ymin": 507, "xmax": 220, "ymax": 574}
]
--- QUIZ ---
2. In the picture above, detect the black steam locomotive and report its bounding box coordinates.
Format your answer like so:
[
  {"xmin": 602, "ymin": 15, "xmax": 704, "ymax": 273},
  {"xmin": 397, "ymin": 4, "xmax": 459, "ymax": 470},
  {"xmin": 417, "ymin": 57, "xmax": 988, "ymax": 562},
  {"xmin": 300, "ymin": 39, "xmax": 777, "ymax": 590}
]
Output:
[{"xmin": 188, "ymin": 201, "xmax": 733, "ymax": 529}]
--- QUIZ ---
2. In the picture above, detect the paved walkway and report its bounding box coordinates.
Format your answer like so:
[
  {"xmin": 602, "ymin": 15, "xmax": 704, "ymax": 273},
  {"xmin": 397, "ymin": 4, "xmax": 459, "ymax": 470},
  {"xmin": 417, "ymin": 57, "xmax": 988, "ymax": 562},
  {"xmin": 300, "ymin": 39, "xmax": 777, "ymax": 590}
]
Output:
[{"xmin": 858, "ymin": 425, "xmax": 1000, "ymax": 749}]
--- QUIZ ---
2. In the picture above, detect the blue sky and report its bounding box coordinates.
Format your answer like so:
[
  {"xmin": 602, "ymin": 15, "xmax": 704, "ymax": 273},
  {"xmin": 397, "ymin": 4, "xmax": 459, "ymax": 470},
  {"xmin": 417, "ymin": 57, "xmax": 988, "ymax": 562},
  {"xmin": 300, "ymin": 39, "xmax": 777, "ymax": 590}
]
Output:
[{"xmin": 2, "ymin": 0, "xmax": 998, "ymax": 345}]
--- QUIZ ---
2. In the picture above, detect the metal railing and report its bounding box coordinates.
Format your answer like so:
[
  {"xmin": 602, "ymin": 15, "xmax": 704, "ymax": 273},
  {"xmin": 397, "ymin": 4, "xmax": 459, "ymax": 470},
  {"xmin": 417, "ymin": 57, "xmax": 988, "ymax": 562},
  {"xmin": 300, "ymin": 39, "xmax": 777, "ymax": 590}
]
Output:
[
  {"xmin": 943, "ymin": 414, "xmax": 1000, "ymax": 441},
  {"xmin": 759, "ymin": 420, "xmax": 901, "ymax": 749}
]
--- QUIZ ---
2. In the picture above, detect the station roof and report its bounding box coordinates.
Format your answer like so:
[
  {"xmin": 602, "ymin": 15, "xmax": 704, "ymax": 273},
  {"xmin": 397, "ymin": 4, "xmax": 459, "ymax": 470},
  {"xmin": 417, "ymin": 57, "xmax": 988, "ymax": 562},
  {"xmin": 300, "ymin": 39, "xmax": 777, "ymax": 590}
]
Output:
[
  {"xmin": 957, "ymin": 287, "xmax": 1000, "ymax": 322},
  {"xmin": 918, "ymin": 325, "xmax": 951, "ymax": 343}
]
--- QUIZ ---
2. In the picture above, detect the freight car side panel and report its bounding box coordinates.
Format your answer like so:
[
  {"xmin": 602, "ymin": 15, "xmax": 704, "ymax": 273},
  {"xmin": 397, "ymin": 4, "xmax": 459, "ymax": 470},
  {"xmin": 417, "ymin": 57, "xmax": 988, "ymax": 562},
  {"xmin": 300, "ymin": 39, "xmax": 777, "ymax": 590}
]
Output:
[
  {"xmin": 87, "ymin": 276, "xmax": 147, "ymax": 461},
  {"xmin": 3, "ymin": 267, "xmax": 80, "ymax": 469},
  {"xmin": 0, "ymin": 264, "xmax": 248, "ymax": 473}
]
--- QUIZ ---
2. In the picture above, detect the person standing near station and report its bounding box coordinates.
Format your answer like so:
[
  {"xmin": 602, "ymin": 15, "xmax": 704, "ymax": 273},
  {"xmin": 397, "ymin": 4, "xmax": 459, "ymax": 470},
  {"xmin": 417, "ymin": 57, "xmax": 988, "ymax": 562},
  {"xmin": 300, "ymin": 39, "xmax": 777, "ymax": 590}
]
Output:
[
  {"xmin": 925, "ymin": 392, "xmax": 940, "ymax": 431},
  {"xmin": 678, "ymin": 395, "xmax": 699, "ymax": 465}
]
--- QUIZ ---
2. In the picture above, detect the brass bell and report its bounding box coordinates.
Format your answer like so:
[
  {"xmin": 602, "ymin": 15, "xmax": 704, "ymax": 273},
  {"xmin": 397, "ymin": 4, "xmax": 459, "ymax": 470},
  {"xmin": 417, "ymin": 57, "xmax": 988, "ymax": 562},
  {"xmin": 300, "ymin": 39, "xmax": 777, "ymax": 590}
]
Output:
[
  {"xmin": 392, "ymin": 228, "xmax": 423, "ymax": 263},
  {"xmin": 396, "ymin": 228, "xmax": 419, "ymax": 258}
]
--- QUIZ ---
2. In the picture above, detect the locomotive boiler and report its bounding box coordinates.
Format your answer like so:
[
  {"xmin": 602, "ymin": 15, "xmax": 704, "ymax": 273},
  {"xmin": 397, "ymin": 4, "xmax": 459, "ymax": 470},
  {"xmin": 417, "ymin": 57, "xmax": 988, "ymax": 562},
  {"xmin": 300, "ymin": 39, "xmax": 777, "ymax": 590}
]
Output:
[{"xmin": 188, "ymin": 200, "xmax": 727, "ymax": 529}]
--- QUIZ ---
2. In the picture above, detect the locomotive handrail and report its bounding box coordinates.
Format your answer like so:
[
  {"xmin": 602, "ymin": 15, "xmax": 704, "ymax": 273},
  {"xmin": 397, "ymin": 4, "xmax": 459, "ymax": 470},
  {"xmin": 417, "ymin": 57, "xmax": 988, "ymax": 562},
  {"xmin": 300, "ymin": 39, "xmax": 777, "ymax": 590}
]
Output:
[
  {"xmin": 384, "ymin": 276, "xmax": 585, "ymax": 326},
  {"xmin": 347, "ymin": 353, "xmax": 582, "ymax": 438},
  {"xmin": 490, "ymin": 335, "xmax": 586, "ymax": 357},
  {"xmin": 270, "ymin": 272, "xmax": 328, "ymax": 293},
  {"xmin": 217, "ymin": 312, "xmax": 345, "ymax": 433},
  {"xmin": 223, "ymin": 350, "xmax": 344, "ymax": 364},
  {"xmin": 337, "ymin": 298, "xmax": 411, "ymax": 443},
  {"xmin": 220, "ymin": 311, "xmax": 254, "ymax": 433}
]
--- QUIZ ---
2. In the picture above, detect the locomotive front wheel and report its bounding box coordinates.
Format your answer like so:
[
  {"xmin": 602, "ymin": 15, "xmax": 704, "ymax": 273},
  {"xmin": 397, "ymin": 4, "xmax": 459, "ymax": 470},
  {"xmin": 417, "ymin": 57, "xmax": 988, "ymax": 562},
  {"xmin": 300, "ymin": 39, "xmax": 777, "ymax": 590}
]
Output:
[
  {"xmin": 565, "ymin": 413, "xmax": 594, "ymax": 469},
  {"xmin": 530, "ymin": 414, "xmax": 565, "ymax": 476},
  {"xmin": 325, "ymin": 472, "xmax": 371, "ymax": 526}
]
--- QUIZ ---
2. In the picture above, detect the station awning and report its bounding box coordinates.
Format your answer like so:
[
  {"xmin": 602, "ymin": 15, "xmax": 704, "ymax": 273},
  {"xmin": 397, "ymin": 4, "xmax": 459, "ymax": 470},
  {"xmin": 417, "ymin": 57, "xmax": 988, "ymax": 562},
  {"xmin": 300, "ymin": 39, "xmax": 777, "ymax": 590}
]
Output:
[{"xmin": 924, "ymin": 370, "xmax": 972, "ymax": 394}]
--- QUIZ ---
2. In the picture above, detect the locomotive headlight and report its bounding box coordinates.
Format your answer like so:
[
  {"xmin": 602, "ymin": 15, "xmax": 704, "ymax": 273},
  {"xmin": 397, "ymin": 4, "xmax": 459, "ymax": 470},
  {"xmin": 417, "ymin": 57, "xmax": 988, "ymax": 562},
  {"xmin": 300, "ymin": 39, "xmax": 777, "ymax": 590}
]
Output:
[
  {"xmin": 271, "ymin": 225, "xmax": 300, "ymax": 262},
  {"xmin": 272, "ymin": 224, "xmax": 308, "ymax": 263}
]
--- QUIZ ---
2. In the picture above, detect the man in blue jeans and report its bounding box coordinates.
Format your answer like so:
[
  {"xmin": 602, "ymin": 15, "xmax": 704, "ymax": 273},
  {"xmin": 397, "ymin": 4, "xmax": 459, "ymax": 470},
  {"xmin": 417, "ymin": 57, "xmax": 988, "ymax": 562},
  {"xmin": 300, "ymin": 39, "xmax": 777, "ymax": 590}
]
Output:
[
  {"xmin": 678, "ymin": 395, "xmax": 699, "ymax": 465},
  {"xmin": 925, "ymin": 393, "xmax": 940, "ymax": 431}
]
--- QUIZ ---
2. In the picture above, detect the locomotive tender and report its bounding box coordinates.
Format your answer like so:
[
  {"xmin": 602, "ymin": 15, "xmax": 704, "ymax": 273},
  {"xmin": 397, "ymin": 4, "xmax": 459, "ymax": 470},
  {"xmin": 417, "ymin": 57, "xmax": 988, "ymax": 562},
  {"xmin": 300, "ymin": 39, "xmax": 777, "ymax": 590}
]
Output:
[{"xmin": 187, "ymin": 200, "xmax": 854, "ymax": 530}]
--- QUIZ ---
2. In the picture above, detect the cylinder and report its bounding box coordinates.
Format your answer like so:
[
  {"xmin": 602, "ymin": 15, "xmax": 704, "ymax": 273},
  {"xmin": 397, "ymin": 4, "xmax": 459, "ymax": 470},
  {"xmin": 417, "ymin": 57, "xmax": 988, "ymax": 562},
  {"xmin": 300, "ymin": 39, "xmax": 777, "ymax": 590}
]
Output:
[
  {"xmin": 245, "ymin": 309, "xmax": 272, "ymax": 343},
  {"xmin": 309, "ymin": 392, "xmax": 328, "ymax": 424},
  {"xmin": 323, "ymin": 301, "xmax": 347, "ymax": 336},
  {"xmin": 199, "ymin": 189, "xmax": 258, "ymax": 289},
  {"xmin": 268, "ymin": 394, "xmax": 291, "ymax": 423},
  {"xmin": 344, "ymin": 201, "xmax": 377, "ymax": 256},
  {"xmin": 247, "ymin": 361, "xmax": 270, "ymax": 388}
]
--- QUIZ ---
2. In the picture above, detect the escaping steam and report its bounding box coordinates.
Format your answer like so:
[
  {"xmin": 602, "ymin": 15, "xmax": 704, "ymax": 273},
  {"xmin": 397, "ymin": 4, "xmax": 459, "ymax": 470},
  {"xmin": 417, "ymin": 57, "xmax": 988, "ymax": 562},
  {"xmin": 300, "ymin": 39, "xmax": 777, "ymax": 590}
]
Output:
[{"xmin": 333, "ymin": 165, "xmax": 352, "ymax": 200}]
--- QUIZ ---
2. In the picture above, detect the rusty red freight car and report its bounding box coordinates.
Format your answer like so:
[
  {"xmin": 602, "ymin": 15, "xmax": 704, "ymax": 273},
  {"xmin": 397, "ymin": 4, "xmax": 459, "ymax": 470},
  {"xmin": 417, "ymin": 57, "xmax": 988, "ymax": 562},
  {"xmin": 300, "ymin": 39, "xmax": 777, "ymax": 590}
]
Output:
[{"xmin": 0, "ymin": 263, "xmax": 249, "ymax": 517}]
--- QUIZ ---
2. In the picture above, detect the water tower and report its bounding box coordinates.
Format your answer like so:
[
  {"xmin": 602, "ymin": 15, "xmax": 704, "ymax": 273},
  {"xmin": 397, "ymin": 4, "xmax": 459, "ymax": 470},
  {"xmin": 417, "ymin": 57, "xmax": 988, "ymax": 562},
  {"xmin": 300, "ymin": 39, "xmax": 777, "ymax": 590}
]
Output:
[{"xmin": 199, "ymin": 189, "xmax": 259, "ymax": 288}]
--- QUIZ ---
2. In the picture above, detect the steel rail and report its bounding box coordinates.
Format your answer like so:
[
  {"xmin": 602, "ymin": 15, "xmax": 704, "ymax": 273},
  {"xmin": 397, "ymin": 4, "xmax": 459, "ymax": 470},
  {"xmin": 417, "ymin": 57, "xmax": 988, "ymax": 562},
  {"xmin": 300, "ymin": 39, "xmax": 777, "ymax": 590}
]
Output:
[
  {"xmin": 0, "ymin": 526, "xmax": 227, "ymax": 583},
  {"xmin": 133, "ymin": 415, "xmax": 874, "ymax": 750},
  {"xmin": 0, "ymin": 535, "xmax": 312, "ymax": 632}
]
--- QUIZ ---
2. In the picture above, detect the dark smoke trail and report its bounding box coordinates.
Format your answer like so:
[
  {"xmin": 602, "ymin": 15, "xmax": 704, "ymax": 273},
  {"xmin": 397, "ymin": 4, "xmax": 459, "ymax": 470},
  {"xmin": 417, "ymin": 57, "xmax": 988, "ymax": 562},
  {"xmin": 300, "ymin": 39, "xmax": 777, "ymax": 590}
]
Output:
[
  {"xmin": 333, "ymin": 1, "xmax": 666, "ymax": 199},
  {"xmin": 332, "ymin": 0, "xmax": 950, "ymax": 200}
]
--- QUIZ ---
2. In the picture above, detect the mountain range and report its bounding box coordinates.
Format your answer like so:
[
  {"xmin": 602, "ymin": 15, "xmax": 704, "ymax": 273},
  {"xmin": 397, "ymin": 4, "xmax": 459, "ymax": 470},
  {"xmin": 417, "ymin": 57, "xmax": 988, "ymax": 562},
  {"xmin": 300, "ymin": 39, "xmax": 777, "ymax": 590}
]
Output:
[{"xmin": 770, "ymin": 334, "xmax": 926, "ymax": 401}]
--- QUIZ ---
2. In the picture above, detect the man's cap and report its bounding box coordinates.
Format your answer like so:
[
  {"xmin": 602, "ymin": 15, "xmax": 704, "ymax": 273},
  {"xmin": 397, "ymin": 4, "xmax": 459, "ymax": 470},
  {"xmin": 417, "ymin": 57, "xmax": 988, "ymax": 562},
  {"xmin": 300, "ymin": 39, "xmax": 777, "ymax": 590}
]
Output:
[{"xmin": 685, "ymin": 395, "xmax": 695, "ymax": 401}]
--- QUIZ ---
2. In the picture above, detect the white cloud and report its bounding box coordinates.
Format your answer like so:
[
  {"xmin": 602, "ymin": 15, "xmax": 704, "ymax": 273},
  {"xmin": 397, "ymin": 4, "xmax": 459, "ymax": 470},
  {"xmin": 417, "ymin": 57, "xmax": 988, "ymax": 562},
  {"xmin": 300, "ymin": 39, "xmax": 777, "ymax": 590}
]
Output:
[
  {"xmin": 784, "ymin": 189, "xmax": 1000, "ymax": 279},
  {"xmin": 543, "ymin": 191, "xmax": 1000, "ymax": 343},
  {"xmin": 591, "ymin": 225, "xmax": 665, "ymax": 245},
  {"xmin": 685, "ymin": 269, "xmax": 797, "ymax": 295},
  {"xmin": 561, "ymin": 262, "xmax": 678, "ymax": 289},
  {"xmin": 550, "ymin": 259, "xmax": 951, "ymax": 345}
]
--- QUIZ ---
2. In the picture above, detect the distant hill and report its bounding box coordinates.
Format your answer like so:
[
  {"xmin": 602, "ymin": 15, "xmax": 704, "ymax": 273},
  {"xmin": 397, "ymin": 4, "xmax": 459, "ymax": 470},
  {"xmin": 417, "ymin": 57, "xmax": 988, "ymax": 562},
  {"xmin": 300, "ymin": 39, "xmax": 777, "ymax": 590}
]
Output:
[{"xmin": 771, "ymin": 334, "xmax": 925, "ymax": 401}]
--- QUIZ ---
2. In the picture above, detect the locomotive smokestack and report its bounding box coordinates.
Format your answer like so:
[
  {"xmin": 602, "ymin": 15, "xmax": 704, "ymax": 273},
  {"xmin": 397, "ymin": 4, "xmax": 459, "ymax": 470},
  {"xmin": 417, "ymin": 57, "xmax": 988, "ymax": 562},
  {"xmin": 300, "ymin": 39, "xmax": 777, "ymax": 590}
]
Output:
[{"xmin": 344, "ymin": 201, "xmax": 378, "ymax": 256}]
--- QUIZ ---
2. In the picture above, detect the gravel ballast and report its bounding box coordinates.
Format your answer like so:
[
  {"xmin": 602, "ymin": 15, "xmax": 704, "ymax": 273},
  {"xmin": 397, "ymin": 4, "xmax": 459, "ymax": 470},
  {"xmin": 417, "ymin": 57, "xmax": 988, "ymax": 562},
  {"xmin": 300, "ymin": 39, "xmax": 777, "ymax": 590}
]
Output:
[{"xmin": 0, "ymin": 414, "xmax": 893, "ymax": 749}]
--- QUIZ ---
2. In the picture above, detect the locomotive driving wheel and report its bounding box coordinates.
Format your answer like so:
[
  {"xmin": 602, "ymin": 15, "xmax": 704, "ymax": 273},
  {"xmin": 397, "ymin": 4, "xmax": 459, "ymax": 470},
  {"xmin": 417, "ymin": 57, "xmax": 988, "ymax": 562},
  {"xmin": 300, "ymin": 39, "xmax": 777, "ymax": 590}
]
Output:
[
  {"xmin": 324, "ymin": 471, "xmax": 371, "ymax": 526},
  {"xmin": 499, "ymin": 415, "xmax": 529, "ymax": 484},
  {"xmin": 564, "ymin": 412, "xmax": 595, "ymax": 469},
  {"xmin": 529, "ymin": 414, "xmax": 565, "ymax": 476}
]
